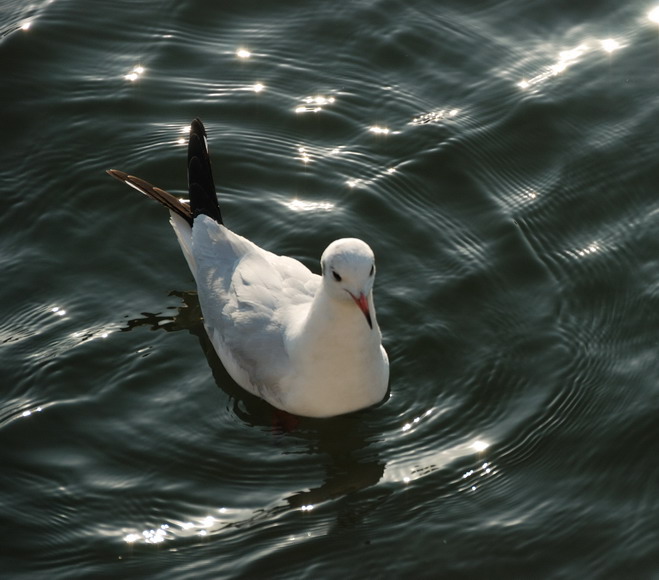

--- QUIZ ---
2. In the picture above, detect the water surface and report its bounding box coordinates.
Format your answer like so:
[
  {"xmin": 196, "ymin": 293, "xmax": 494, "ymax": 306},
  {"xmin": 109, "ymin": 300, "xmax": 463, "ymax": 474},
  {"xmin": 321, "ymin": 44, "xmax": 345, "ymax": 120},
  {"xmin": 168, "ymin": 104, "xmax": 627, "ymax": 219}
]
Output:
[{"xmin": 1, "ymin": 0, "xmax": 658, "ymax": 577}]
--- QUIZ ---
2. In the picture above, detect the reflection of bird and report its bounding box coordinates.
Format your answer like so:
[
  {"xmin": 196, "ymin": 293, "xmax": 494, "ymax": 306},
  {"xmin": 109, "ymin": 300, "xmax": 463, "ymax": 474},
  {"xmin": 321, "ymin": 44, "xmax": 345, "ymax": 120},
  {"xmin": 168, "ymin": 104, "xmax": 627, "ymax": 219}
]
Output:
[{"xmin": 108, "ymin": 119, "xmax": 389, "ymax": 417}]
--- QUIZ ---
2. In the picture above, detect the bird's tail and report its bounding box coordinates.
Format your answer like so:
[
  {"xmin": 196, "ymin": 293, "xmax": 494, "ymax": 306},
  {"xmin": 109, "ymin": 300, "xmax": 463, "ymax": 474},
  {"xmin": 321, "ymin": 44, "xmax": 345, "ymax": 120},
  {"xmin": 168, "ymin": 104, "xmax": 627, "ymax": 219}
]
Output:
[
  {"xmin": 188, "ymin": 118, "xmax": 223, "ymax": 224},
  {"xmin": 106, "ymin": 118, "xmax": 223, "ymax": 226}
]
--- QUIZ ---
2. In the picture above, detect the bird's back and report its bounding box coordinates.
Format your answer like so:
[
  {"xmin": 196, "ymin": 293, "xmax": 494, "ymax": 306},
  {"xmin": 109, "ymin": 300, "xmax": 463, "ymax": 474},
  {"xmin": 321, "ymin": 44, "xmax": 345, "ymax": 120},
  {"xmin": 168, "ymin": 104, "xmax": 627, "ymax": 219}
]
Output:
[{"xmin": 172, "ymin": 212, "xmax": 320, "ymax": 405}]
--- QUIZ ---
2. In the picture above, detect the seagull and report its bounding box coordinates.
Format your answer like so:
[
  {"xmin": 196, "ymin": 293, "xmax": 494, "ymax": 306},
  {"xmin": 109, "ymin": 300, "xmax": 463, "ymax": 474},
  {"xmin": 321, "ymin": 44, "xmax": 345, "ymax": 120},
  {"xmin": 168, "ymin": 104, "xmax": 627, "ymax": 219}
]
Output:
[{"xmin": 107, "ymin": 118, "xmax": 389, "ymax": 417}]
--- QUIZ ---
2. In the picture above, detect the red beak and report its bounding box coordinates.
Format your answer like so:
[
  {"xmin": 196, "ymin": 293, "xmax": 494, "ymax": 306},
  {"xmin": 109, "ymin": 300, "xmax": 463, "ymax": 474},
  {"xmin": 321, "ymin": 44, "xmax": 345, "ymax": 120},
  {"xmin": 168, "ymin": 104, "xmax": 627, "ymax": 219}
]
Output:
[{"xmin": 352, "ymin": 292, "xmax": 373, "ymax": 329}]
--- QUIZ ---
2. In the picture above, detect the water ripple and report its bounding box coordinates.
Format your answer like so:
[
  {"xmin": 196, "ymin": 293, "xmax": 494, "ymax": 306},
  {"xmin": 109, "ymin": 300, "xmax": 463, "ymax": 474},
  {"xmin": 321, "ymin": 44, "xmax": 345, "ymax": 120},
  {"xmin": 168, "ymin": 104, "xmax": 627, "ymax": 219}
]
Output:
[{"xmin": 2, "ymin": 0, "xmax": 659, "ymax": 578}]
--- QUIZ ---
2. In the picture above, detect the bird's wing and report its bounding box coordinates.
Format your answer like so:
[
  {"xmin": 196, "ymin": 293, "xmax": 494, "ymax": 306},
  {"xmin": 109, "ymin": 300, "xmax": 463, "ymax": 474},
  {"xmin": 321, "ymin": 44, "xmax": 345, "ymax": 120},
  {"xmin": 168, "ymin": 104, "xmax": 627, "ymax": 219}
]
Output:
[{"xmin": 191, "ymin": 215, "xmax": 319, "ymax": 399}]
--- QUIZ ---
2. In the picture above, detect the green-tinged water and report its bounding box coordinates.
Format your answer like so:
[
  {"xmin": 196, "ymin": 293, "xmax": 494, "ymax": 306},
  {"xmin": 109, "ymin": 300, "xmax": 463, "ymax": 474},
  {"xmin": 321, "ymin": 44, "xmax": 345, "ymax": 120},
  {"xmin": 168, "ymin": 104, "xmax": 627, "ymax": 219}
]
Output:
[{"xmin": 1, "ymin": 0, "xmax": 658, "ymax": 577}]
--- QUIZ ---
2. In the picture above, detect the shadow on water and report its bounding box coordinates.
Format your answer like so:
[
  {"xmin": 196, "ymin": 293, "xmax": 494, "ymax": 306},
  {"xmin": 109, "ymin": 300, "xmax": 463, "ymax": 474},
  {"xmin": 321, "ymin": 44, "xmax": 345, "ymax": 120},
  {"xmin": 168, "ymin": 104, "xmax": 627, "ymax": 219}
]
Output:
[{"xmin": 120, "ymin": 290, "xmax": 386, "ymax": 522}]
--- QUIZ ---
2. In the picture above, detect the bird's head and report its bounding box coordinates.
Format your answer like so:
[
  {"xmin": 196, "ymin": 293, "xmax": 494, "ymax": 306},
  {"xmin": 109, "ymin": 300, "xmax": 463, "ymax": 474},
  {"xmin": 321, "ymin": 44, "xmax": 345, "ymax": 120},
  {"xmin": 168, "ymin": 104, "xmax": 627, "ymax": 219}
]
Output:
[{"xmin": 320, "ymin": 238, "xmax": 377, "ymax": 328}]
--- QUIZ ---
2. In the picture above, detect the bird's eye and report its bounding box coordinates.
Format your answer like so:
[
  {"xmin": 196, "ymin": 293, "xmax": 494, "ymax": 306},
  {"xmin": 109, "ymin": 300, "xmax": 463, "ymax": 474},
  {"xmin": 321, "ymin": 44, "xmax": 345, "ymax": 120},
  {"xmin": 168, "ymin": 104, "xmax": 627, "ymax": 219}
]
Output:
[
  {"xmin": 332, "ymin": 271, "xmax": 342, "ymax": 282},
  {"xmin": 369, "ymin": 265, "xmax": 375, "ymax": 277}
]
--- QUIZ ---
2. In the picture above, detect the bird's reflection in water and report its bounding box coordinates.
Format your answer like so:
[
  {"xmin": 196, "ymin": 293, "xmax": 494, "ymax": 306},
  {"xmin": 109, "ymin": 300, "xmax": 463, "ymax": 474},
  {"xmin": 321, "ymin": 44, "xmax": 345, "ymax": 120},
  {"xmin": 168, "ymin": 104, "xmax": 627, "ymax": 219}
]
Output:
[{"xmin": 121, "ymin": 290, "xmax": 386, "ymax": 520}]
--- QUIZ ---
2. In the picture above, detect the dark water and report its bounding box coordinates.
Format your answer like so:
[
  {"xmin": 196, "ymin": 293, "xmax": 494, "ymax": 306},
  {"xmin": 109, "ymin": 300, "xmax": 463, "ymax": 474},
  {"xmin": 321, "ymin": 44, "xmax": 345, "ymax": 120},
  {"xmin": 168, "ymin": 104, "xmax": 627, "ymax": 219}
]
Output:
[{"xmin": 1, "ymin": 0, "xmax": 658, "ymax": 577}]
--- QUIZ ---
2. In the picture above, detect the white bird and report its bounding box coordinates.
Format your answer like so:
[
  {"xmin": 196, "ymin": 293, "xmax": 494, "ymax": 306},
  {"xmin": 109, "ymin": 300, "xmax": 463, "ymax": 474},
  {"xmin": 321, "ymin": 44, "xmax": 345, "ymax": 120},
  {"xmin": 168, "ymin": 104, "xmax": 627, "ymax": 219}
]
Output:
[{"xmin": 108, "ymin": 118, "xmax": 389, "ymax": 417}]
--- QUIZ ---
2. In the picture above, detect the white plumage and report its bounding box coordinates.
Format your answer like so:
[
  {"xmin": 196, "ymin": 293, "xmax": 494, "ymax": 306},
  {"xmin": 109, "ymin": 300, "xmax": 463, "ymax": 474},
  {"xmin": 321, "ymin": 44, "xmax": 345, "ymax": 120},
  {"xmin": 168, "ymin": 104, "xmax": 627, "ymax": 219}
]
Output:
[{"xmin": 108, "ymin": 119, "xmax": 389, "ymax": 417}]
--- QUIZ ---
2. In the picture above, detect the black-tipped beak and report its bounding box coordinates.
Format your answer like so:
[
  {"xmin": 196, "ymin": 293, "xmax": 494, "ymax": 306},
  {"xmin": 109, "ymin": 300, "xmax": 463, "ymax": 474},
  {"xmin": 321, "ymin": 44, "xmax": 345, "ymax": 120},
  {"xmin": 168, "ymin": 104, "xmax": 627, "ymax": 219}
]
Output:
[{"xmin": 352, "ymin": 293, "xmax": 373, "ymax": 329}]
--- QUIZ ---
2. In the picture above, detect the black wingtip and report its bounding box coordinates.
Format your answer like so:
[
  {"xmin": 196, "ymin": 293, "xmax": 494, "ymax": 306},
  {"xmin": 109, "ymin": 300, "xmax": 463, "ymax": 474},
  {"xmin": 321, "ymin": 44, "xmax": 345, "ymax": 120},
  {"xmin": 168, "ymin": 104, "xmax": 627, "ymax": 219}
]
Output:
[
  {"xmin": 106, "ymin": 168, "xmax": 193, "ymax": 226},
  {"xmin": 188, "ymin": 118, "xmax": 223, "ymax": 224},
  {"xmin": 106, "ymin": 168, "xmax": 129, "ymax": 182}
]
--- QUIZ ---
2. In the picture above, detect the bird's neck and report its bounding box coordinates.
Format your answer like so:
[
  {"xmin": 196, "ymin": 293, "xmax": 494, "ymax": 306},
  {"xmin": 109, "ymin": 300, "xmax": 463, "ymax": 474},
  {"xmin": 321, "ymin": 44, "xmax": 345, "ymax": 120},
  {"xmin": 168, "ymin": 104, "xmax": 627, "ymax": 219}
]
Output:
[{"xmin": 295, "ymin": 285, "xmax": 381, "ymax": 352}]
